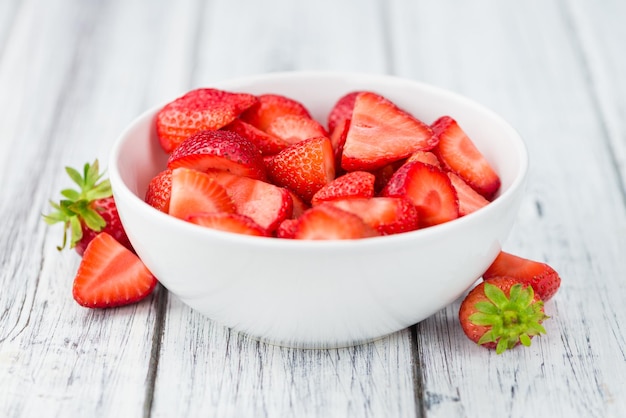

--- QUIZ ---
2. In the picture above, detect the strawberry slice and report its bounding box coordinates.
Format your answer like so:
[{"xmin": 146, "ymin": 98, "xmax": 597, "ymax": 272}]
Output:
[
  {"xmin": 483, "ymin": 251, "xmax": 561, "ymax": 301},
  {"xmin": 431, "ymin": 116, "xmax": 501, "ymax": 199},
  {"xmin": 168, "ymin": 168, "xmax": 235, "ymax": 220},
  {"xmin": 222, "ymin": 118, "xmax": 290, "ymax": 156},
  {"xmin": 405, "ymin": 150, "xmax": 441, "ymax": 168},
  {"xmin": 328, "ymin": 197, "xmax": 419, "ymax": 235},
  {"xmin": 276, "ymin": 218, "xmax": 298, "ymax": 239},
  {"xmin": 204, "ymin": 170, "xmax": 293, "ymax": 232},
  {"xmin": 288, "ymin": 190, "xmax": 309, "ymax": 218},
  {"xmin": 266, "ymin": 136, "xmax": 335, "ymax": 202},
  {"xmin": 311, "ymin": 171, "xmax": 375, "ymax": 206},
  {"xmin": 341, "ymin": 92, "xmax": 437, "ymax": 171},
  {"xmin": 156, "ymin": 88, "xmax": 257, "ymax": 153},
  {"xmin": 447, "ymin": 172, "xmax": 490, "ymax": 216},
  {"xmin": 72, "ymin": 232, "xmax": 157, "ymax": 308},
  {"xmin": 167, "ymin": 130, "xmax": 266, "ymax": 181},
  {"xmin": 293, "ymin": 204, "xmax": 379, "ymax": 240},
  {"xmin": 382, "ymin": 161, "xmax": 459, "ymax": 228},
  {"xmin": 187, "ymin": 212, "xmax": 270, "ymax": 237},
  {"xmin": 144, "ymin": 169, "xmax": 172, "ymax": 213},
  {"xmin": 329, "ymin": 118, "xmax": 350, "ymax": 172},
  {"xmin": 240, "ymin": 94, "xmax": 312, "ymax": 132},
  {"xmin": 265, "ymin": 114, "xmax": 328, "ymax": 145},
  {"xmin": 327, "ymin": 91, "xmax": 361, "ymax": 135}
]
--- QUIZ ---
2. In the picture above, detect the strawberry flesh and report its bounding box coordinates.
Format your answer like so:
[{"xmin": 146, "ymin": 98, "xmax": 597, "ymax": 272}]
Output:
[
  {"xmin": 311, "ymin": 171, "xmax": 375, "ymax": 206},
  {"xmin": 447, "ymin": 172, "xmax": 490, "ymax": 216},
  {"xmin": 144, "ymin": 169, "xmax": 172, "ymax": 213},
  {"xmin": 293, "ymin": 204, "xmax": 379, "ymax": 240},
  {"xmin": 187, "ymin": 212, "xmax": 269, "ymax": 237},
  {"xmin": 327, "ymin": 91, "xmax": 361, "ymax": 135},
  {"xmin": 328, "ymin": 197, "xmax": 419, "ymax": 235},
  {"xmin": 265, "ymin": 114, "xmax": 328, "ymax": 145},
  {"xmin": 168, "ymin": 168, "xmax": 235, "ymax": 220},
  {"xmin": 222, "ymin": 118, "xmax": 290, "ymax": 156},
  {"xmin": 240, "ymin": 94, "xmax": 312, "ymax": 132}
]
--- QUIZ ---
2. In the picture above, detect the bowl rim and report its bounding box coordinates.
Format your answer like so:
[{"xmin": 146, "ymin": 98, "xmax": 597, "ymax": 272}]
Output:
[{"xmin": 109, "ymin": 71, "xmax": 528, "ymax": 251}]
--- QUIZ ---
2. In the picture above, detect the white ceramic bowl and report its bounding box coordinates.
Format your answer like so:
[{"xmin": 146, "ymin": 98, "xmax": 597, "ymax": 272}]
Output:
[{"xmin": 109, "ymin": 72, "xmax": 528, "ymax": 348}]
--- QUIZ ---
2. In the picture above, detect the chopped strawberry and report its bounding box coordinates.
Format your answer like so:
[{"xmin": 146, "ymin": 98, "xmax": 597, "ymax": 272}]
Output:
[
  {"xmin": 276, "ymin": 218, "xmax": 298, "ymax": 238},
  {"xmin": 168, "ymin": 167, "xmax": 235, "ymax": 220},
  {"xmin": 447, "ymin": 172, "xmax": 490, "ymax": 216},
  {"xmin": 167, "ymin": 130, "xmax": 266, "ymax": 181},
  {"xmin": 287, "ymin": 190, "xmax": 309, "ymax": 218},
  {"xmin": 187, "ymin": 212, "xmax": 270, "ymax": 237},
  {"xmin": 382, "ymin": 161, "xmax": 459, "ymax": 228},
  {"xmin": 341, "ymin": 92, "xmax": 437, "ymax": 171},
  {"xmin": 329, "ymin": 118, "xmax": 350, "ymax": 172},
  {"xmin": 371, "ymin": 160, "xmax": 406, "ymax": 194},
  {"xmin": 483, "ymin": 251, "xmax": 561, "ymax": 301},
  {"xmin": 431, "ymin": 116, "xmax": 500, "ymax": 199},
  {"xmin": 293, "ymin": 204, "xmax": 379, "ymax": 240},
  {"xmin": 204, "ymin": 170, "xmax": 293, "ymax": 232},
  {"xmin": 458, "ymin": 277, "xmax": 548, "ymax": 354},
  {"xmin": 327, "ymin": 91, "xmax": 361, "ymax": 135},
  {"xmin": 266, "ymin": 136, "xmax": 335, "ymax": 202},
  {"xmin": 311, "ymin": 171, "xmax": 375, "ymax": 206},
  {"xmin": 240, "ymin": 94, "xmax": 312, "ymax": 132},
  {"xmin": 405, "ymin": 150, "xmax": 441, "ymax": 168},
  {"xmin": 156, "ymin": 88, "xmax": 257, "ymax": 153},
  {"xmin": 265, "ymin": 114, "xmax": 328, "ymax": 145},
  {"xmin": 222, "ymin": 118, "xmax": 290, "ymax": 156},
  {"xmin": 43, "ymin": 160, "xmax": 132, "ymax": 256},
  {"xmin": 328, "ymin": 197, "xmax": 419, "ymax": 235},
  {"xmin": 72, "ymin": 232, "xmax": 158, "ymax": 308},
  {"xmin": 144, "ymin": 169, "xmax": 172, "ymax": 213}
]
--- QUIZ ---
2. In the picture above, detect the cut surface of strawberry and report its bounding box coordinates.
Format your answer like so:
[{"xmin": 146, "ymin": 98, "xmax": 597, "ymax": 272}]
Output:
[
  {"xmin": 405, "ymin": 150, "xmax": 442, "ymax": 168},
  {"xmin": 167, "ymin": 130, "xmax": 266, "ymax": 181},
  {"xmin": 222, "ymin": 118, "xmax": 290, "ymax": 156},
  {"xmin": 265, "ymin": 114, "xmax": 328, "ymax": 145},
  {"xmin": 328, "ymin": 197, "xmax": 419, "ymax": 235},
  {"xmin": 293, "ymin": 204, "xmax": 379, "ymax": 240},
  {"xmin": 145, "ymin": 169, "xmax": 172, "ymax": 213},
  {"xmin": 168, "ymin": 168, "xmax": 235, "ymax": 220},
  {"xmin": 311, "ymin": 171, "xmax": 375, "ymax": 206},
  {"xmin": 73, "ymin": 232, "xmax": 157, "ymax": 308},
  {"xmin": 266, "ymin": 136, "xmax": 336, "ymax": 202},
  {"xmin": 483, "ymin": 251, "xmax": 561, "ymax": 301},
  {"xmin": 156, "ymin": 88, "xmax": 257, "ymax": 153},
  {"xmin": 431, "ymin": 116, "xmax": 500, "ymax": 199},
  {"xmin": 187, "ymin": 212, "xmax": 270, "ymax": 237},
  {"xmin": 240, "ymin": 94, "xmax": 312, "ymax": 132},
  {"xmin": 341, "ymin": 92, "xmax": 437, "ymax": 171},
  {"xmin": 382, "ymin": 161, "xmax": 459, "ymax": 228},
  {"xmin": 327, "ymin": 91, "xmax": 361, "ymax": 135},
  {"xmin": 447, "ymin": 172, "xmax": 490, "ymax": 216}
]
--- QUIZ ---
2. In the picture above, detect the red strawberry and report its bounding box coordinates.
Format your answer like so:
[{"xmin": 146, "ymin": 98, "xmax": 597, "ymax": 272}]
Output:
[
  {"xmin": 341, "ymin": 92, "xmax": 437, "ymax": 171},
  {"xmin": 167, "ymin": 130, "xmax": 266, "ymax": 181},
  {"xmin": 293, "ymin": 204, "xmax": 379, "ymax": 240},
  {"xmin": 328, "ymin": 197, "xmax": 419, "ymax": 235},
  {"xmin": 144, "ymin": 169, "xmax": 172, "ymax": 213},
  {"xmin": 329, "ymin": 117, "xmax": 350, "ymax": 170},
  {"xmin": 371, "ymin": 160, "xmax": 406, "ymax": 194},
  {"xmin": 447, "ymin": 172, "xmax": 490, "ymax": 216},
  {"xmin": 168, "ymin": 168, "xmax": 235, "ymax": 220},
  {"xmin": 240, "ymin": 94, "xmax": 312, "ymax": 132},
  {"xmin": 156, "ymin": 88, "xmax": 257, "ymax": 153},
  {"xmin": 265, "ymin": 114, "xmax": 328, "ymax": 145},
  {"xmin": 276, "ymin": 218, "xmax": 298, "ymax": 239},
  {"xmin": 382, "ymin": 161, "xmax": 459, "ymax": 228},
  {"xmin": 405, "ymin": 150, "xmax": 441, "ymax": 168},
  {"xmin": 431, "ymin": 116, "xmax": 501, "ymax": 199},
  {"xmin": 187, "ymin": 212, "xmax": 270, "ymax": 237},
  {"xmin": 43, "ymin": 160, "xmax": 132, "ymax": 256},
  {"xmin": 72, "ymin": 232, "xmax": 157, "ymax": 308},
  {"xmin": 204, "ymin": 170, "xmax": 293, "ymax": 232},
  {"xmin": 327, "ymin": 91, "xmax": 361, "ymax": 135},
  {"xmin": 458, "ymin": 277, "xmax": 548, "ymax": 354},
  {"xmin": 483, "ymin": 251, "xmax": 561, "ymax": 301},
  {"xmin": 311, "ymin": 171, "xmax": 375, "ymax": 206},
  {"xmin": 288, "ymin": 190, "xmax": 310, "ymax": 219},
  {"xmin": 266, "ymin": 136, "xmax": 335, "ymax": 202},
  {"xmin": 222, "ymin": 118, "xmax": 290, "ymax": 156}
]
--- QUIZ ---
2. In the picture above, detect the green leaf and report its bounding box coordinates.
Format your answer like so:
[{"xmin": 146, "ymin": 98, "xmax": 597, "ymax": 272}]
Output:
[
  {"xmin": 66, "ymin": 166, "xmax": 84, "ymax": 188},
  {"xmin": 61, "ymin": 188, "xmax": 81, "ymax": 201},
  {"xmin": 69, "ymin": 216, "xmax": 83, "ymax": 248},
  {"xmin": 475, "ymin": 301, "xmax": 499, "ymax": 315},
  {"xmin": 519, "ymin": 333, "xmax": 532, "ymax": 347},
  {"xmin": 484, "ymin": 282, "xmax": 509, "ymax": 307}
]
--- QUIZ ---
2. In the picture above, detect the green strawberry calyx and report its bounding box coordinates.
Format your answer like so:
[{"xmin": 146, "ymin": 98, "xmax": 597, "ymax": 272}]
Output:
[
  {"xmin": 43, "ymin": 160, "xmax": 112, "ymax": 250},
  {"xmin": 470, "ymin": 282, "xmax": 549, "ymax": 354}
]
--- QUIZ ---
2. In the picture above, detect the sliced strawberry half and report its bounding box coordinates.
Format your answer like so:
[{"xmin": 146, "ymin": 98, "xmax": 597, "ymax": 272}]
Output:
[
  {"xmin": 73, "ymin": 232, "xmax": 158, "ymax": 308},
  {"xmin": 405, "ymin": 150, "xmax": 441, "ymax": 168},
  {"xmin": 187, "ymin": 212, "xmax": 270, "ymax": 237},
  {"xmin": 382, "ymin": 161, "xmax": 459, "ymax": 228},
  {"xmin": 483, "ymin": 251, "xmax": 561, "ymax": 301},
  {"xmin": 222, "ymin": 118, "xmax": 290, "ymax": 156},
  {"xmin": 145, "ymin": 169, "xmax": 172, "ymax": 213},
  {"xmin": 311, "ymin": 171, "xmax": 375, "ymax": 206},
  {"xmin": 167, "ymin": 130, "xmax": 266, "ymax": 181},
  {"xmin": 329, "ymin": 118, "xmax": 350, "ymax": 172},
  {"xmin": 448, "ymin": 172, "xmax": 490, "ymax": 216},
  {"xmin": 276, "ymin": 218, "xmax": 298, "ymax": 239},
  {"xmin": 328, "ymin": 197, "xmax": 419, "ymax": 235},
  {"xmin": 431, "ymin": 116, "xmax": 501, "ymax": 199},
  {"xmin": 327, "ymin": 91, "xmax": 361, "ymax": 135},
  {"xmin": 341, "ymin": 92, "xmax": 437, "ymax": 171},
  {"xmin": 204, "ymin": 170, "xmax": 293, "ymax": 232},
  {"xmin": 293, "ymin": 204, "xmax": 379, "ymax": 240},
  {"xmin": 265, "ymin": 114, "xmax": 328, "ymax": 145},
  {"xmin": 156, "ymin": 88, "xmax": 257, "ymax": 153},
  {"xmin": 240, "ymin": 94, "xmax": 312, "ymax": 132},
  {"xmin": 266, "ymin": 136, "xmax": 335, "ymax": 202},
  {"xmin": 168, "ymin": 167, "xmax": 235, "ymax": 220}
]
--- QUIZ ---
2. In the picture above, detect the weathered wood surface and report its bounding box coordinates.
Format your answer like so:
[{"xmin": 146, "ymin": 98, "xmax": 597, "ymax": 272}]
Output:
[{"xmin": 1, "ymin": 0, "xmax": 625, "ymax": 417}]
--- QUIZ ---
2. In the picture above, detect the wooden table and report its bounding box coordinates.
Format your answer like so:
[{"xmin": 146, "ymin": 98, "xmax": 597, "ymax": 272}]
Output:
[{"xmin": 2, "ymin": 1, "xmax": 625, "ymax": 416}]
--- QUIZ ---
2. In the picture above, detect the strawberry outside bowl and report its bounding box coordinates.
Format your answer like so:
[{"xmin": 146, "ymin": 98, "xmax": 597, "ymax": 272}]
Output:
[{"xmin": 109, "ymin": 71, "xmax": 528, "ymax": 349}]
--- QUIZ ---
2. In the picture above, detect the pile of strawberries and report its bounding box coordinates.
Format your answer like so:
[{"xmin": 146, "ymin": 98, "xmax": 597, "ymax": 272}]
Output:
[{"xmin": 44, "ymin": 86, "xmax": 561, "ymax": 354}]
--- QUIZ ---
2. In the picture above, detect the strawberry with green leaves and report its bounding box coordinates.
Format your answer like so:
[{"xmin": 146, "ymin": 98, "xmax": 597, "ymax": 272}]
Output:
[{"xmin": 43, "ymin": 160, "xmax": 132, "ymax": 256}]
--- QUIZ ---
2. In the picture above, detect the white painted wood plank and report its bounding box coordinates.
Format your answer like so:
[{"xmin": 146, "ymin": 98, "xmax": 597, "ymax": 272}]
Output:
[{"xmin": 388, "ymin": 0, "xmax": 626, "ymax": 416}]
